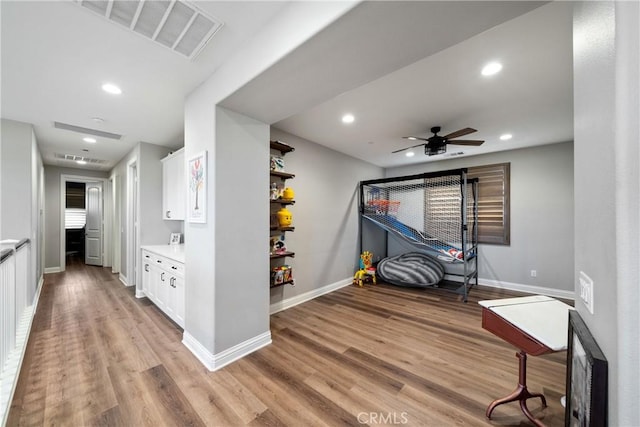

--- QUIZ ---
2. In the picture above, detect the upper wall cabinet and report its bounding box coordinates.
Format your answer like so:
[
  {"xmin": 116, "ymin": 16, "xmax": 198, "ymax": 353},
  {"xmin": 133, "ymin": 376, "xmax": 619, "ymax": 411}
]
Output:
[{"xmin": 162, "ymin": 148, "xmax": 185, "ymax": 220}]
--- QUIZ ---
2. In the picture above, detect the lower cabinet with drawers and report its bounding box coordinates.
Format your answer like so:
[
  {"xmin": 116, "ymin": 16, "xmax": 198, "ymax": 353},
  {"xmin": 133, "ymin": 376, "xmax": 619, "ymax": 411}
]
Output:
[{"xmin": 141, "ymin": 246, "xmax": 185, "ymax": 328}]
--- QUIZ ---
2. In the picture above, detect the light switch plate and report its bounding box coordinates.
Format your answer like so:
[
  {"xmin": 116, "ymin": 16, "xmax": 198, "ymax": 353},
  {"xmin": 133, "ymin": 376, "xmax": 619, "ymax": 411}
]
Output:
[{"xmin": 579, "ymin": 271, "xmax": 594, "ymax": 314}]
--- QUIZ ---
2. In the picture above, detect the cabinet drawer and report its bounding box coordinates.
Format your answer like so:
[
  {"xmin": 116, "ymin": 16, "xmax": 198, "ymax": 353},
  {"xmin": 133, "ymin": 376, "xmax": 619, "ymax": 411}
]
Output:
[
  {"xmin": 163, "ymin": 258, "xmax": 184, "ymax": 276},
  {"xmin": 147, "ymin": 253, "xmax": 184, "ymax": 277}
]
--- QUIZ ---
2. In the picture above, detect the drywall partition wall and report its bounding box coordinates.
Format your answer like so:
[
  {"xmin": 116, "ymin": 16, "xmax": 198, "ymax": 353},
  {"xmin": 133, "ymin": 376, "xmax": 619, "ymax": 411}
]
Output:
[
  {"xmin": 107, "ymin": 142, "xmax": 179, "ymax": 287},
  {"xmin": 183, "ymin": 2, "xmax": 360, "ymax": 366},
  {"xmin": 269, "ymin": 128, "xmax": 384, "ymax": 309},
  {"xmin": 1, "ymin": 119, "xmax": 44, "ymax": 292},
  {"xmin": 214, "ymin": 107, "xmax": 270, "ymax": 352},
  {"xmin": 385, "ymin": 142, "xmax": 574, "ymax": 295},
  {"xmin": 43, "ymin": 166, "xmax": 109, "ymax": 270},
  {"xmin": 1, "ymin": 119, "xmax": 33, "ymax": 240},
  {"xmin": 574, "ymin": 2, "xmax": 640, "ymax": 424}
]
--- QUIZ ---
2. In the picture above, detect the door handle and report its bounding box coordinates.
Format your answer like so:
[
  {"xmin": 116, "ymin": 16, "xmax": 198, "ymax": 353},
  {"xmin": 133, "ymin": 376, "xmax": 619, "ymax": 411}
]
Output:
[
  {"xmin": 161, "ymin": 272, "xmax": 165, "ymax": 281},
  {"xmin": 145, "ymin": 264, "xmax": 149, "ymax": 272}
]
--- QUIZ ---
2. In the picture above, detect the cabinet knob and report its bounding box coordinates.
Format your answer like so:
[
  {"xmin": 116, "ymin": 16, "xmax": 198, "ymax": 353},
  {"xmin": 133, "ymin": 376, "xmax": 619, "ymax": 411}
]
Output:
[
  {"xmin": 166, "ymin": 210, "xmax": 171, "ymax": 218},
  {"xmin": 171, "ymin": 266, "xmax": 177, "ymax": 270}
]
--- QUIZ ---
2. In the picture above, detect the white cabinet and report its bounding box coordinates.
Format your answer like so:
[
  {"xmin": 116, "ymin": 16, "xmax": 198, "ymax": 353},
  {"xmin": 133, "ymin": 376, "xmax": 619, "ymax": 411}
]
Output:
[
  {"xmin": 141, "ymin": 248, "xmax": 185, "ymax": 328},
  {"xmin": 162, "ymin": 148, "xmax": 185, "ymax": 220}
]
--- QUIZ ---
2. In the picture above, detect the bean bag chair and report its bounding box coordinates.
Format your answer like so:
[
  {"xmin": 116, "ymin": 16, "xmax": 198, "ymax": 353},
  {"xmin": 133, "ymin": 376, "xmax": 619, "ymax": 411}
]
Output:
[{"xmin": 377, "ymin": 252, "xmax": 445, "ymax": 288}]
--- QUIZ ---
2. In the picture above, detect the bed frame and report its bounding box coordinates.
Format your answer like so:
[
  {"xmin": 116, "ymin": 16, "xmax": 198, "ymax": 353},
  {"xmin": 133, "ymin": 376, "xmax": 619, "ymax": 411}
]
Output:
[{"xmin": 359, "ymin": 168, "xmax": 479, "ymax": 301}]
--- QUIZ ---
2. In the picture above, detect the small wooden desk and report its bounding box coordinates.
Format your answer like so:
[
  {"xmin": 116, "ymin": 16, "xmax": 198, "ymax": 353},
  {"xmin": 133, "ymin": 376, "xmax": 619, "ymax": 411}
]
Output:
[{"xmin": 479, "ymin": 295, "xmax": 573, "ymax": 426}]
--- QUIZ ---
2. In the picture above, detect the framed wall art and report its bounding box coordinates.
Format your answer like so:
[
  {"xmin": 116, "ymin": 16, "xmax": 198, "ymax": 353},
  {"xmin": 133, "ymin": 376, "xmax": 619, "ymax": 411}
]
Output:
[
  {"xmin": 188, "ymin": 150, "xmax": 207, "ymax": 223},
  {"xmin": 565, "ymin": 310, "xmax": 607, "ymax": 427}
]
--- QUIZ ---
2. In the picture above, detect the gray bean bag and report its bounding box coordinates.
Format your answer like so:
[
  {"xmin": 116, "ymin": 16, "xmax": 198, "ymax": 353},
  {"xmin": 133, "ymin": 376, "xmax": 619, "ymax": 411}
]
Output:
[{"xmin": 377, "ymin": 252, "xmax": 445, "ymax": 288}]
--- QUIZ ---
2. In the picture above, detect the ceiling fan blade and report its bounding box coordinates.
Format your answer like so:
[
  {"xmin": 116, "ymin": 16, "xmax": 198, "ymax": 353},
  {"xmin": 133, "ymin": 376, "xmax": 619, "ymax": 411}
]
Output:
[
  {"xmin": 443, "ymin": 127, "xmax": 477, "ymax": 139},
  {"xmin": 447, "ymin": 139, "xmax": 484, "ymax": 146},
  {"xmin": 402, "ymin": 136, "xmax": 430, "ymax": 142},
  {"xmin": 392, "ymin": 143, "xmax": 426, "ymax": 153}
]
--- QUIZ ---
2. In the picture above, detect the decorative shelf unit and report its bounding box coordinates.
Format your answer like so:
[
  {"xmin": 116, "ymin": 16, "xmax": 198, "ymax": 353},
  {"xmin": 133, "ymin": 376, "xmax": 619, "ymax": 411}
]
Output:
[{"xmin": 270, "ymin": 140, "xmax": 296, "ymax": 288}]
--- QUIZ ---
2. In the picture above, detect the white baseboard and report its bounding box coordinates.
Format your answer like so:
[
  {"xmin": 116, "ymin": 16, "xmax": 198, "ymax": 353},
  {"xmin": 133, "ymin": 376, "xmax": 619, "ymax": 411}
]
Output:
[
  {"xmin": 182, "ymin": 330, "xmax": 272, "ymax": 372},
  {"xmin": 479, "ymin": 278, "xmax": 575, "ymax": 300},
  {"xmin": 269, "ymin": 277, "xmax": 352, "ymax": 315},
  {"xmin": 135, "ymin": 289, "xmax": 146, "ymax": 299},
  {"xmin": 118, "ymin": 274, "xmax": 130, "ymax": 287},
  {"xmin": 44, "ymin": 267, "xmax": 61, "ymax": 274}
]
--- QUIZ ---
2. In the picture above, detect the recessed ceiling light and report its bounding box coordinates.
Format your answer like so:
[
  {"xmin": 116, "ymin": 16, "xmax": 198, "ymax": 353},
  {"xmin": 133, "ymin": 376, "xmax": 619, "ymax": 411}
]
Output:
[
  {"xmin": 83, "ymin": 137, "xmax": 97, "ymax": 143},
  {"xmin": 500, "ymin": 133, "xmax": 513, "ymax": 141},
  {"xmin": 481, "ymin": 62, "xmax": 503, "ymax": 76},
  {"xmin": 341, "ymin": 114, "xmax": 355, "ymax": 124},
  {"xmin": 76, "ymin": 160, "xmax": 87, "ymax": 165},
  {"xmin": 92, "ymin": 117, "xmax": 105, "ymax": 123},
  {"xmin": 405, "ymin": 151, "xmax": 415, "ymax": 157},
  {"xmin": 102, "ymin": 83, "xmax": 122, "ymax": 95}
]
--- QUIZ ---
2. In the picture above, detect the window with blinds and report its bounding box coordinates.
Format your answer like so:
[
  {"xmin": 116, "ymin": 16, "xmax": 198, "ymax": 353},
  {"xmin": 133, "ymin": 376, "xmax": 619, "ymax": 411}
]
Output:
[{"xmin": 467, "ymin": 163, "xmax": 510, "ymax": 245}]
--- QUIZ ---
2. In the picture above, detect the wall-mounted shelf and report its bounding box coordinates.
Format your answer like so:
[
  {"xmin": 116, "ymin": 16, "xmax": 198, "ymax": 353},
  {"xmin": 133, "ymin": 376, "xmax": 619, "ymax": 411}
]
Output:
[
  {"xmin": 270, "ymin": 171, "xmax": 295, "ymax": 180},
  {"xmin": 270, "ymin": 226, "xmax": 295, "ymax": 232},
  {"xmin": 270, "ymin": 140, "xmax": 295, "ymax": 155},
  {"xmin": 270, "ymin": 279, "xmax": 295, "ymax": 288},
  {"xmin": 270, "ymin": 199, "xmax": 295, "ymax": 206},
  {"xmin": 270, "ymin": 251, "xmax": 295, "ymax": 260}
]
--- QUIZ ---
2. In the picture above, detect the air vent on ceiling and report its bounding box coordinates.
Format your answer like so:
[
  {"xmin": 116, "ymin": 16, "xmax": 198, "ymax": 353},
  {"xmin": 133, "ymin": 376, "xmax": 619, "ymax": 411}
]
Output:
[
  {"xmin": 55, "ymin": 153, "xmax": 107, "ymax": 164},
  {"xmin": 76, "ymin": 0, "xmax": 223, "ymax": 60},
  {"xmin": 54, "ymin": 121, "xmax": 123, "ymax": 140}
]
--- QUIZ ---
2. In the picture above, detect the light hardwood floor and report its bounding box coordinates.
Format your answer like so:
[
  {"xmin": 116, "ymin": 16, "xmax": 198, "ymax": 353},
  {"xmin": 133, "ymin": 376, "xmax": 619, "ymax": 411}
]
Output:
[{"xmin": 9, "ymin": 258, "xmax": 568, "ymax": 426}]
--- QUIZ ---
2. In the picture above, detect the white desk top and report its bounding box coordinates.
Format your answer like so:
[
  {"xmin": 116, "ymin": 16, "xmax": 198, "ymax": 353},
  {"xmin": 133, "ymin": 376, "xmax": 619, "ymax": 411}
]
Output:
[{"xmin": 479, "ymin": 295, "xmax": 573, "ymax": 351}]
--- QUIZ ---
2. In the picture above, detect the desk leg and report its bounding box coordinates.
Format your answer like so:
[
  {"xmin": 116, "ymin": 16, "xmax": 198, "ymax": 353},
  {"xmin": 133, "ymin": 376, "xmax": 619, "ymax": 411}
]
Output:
[{"xmin": 486, "ymin": 351, "xmax": 547, "ymax": 426}]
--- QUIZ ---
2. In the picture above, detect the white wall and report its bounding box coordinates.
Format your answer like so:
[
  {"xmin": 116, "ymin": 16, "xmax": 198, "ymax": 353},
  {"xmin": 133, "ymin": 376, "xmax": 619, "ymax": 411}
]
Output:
[
  {"xmin": 269, "ymin": 128, "xmax": 384, "ymax": 308},
  {"xmin": 108, "ymin": 142, "xmax": 179, "ymax": 287},
  {"xmin": 1, "ymin": 119, "xmax": 33, "ymax": 240},
  {"xmin": 1, "ymin": 118, "xmax": 44, "ymax": 294},
  {"xmin": 184, "ymin": 1, "xmax": 360, "ymax": 364},
  {"xmin": 214, "ymin": 107, "xmax": 270, "ymax": 351},
  {"xmin": 385, "ymin": 142, "xmax": 574, "ymax": 295},
  {"xmin": 574, "ymin": 1, "xmax": 640, "ymax": 424}
]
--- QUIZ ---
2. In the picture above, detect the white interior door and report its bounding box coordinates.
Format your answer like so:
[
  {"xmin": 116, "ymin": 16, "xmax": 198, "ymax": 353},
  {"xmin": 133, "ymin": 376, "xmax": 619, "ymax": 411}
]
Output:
[{"xmin": 85, "ymin": 181, "xmax": 103, "ymax": 266}]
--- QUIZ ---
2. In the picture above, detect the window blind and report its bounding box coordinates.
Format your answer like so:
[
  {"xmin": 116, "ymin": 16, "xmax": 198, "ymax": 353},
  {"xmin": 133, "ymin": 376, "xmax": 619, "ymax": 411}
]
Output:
[
  {"xmin": 467, "ymin": 163, "xmax": 510, "ymax": 245},
  {"xmin": 65, "ymin": 208, "xmax": 86, "ymax": 230}
]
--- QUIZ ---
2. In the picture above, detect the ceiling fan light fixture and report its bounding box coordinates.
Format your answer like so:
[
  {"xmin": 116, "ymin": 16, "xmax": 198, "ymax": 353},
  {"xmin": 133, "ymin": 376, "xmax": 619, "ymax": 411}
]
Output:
[
  {"xmin": 500, "ymin": 133, "xmax": 513, "ymax": 141},
  {"xmin": 481, "ymin": 61, "xmax": 503, "ymax": 76}
]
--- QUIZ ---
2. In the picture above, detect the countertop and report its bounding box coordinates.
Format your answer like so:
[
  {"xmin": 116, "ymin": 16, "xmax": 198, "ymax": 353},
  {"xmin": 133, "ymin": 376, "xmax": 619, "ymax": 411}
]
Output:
[{"xmin": 141, "ymin": 244, "xmax": 185, "ymax": 264}]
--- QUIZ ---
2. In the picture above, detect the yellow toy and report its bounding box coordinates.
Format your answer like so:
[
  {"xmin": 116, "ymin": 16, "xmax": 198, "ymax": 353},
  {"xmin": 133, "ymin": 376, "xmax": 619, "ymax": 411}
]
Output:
[{"xmin": 353, "ymin": 251, "xmax": 377, "ymax": 287}]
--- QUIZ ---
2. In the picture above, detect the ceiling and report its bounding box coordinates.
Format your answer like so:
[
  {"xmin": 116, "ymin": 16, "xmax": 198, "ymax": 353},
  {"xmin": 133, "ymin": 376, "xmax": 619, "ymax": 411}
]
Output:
[{"xmin": 1, "ymin": 1, "xmax": 573, "ymax": 171}]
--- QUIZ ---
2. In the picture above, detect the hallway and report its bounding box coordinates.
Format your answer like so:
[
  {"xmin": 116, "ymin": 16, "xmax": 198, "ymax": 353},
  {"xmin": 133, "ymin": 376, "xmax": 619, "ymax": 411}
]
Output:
[{"xmin": 8, "ymin": 260, "xmax": 567, "ymax": 426}]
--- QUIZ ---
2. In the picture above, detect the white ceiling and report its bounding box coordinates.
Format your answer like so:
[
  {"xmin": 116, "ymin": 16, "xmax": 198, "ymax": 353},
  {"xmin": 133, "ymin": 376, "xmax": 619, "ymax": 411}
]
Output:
[{"xmin": 1, "ymin": 1, "xmax": 573, "ymax": 171}]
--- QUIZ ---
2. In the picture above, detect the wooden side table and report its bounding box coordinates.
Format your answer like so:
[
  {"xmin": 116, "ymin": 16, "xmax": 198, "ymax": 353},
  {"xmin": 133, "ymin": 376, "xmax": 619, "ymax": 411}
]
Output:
[{"xmin": 479, "ymin": 295, "xmax": 573, "ymax": 427}]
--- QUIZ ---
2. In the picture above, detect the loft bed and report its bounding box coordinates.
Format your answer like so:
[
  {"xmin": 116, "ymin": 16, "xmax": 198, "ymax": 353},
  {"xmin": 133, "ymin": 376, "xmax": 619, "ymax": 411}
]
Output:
[{"xmin": 359, "ymin": 169, "xmax": 479, "ymax": 302}]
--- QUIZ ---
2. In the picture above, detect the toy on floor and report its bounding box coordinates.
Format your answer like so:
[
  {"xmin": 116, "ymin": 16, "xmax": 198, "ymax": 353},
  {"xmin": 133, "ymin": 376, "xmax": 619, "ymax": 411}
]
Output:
[{"xmin": 353, "ymin": 251, "xmax": 377, "ymax": 287}]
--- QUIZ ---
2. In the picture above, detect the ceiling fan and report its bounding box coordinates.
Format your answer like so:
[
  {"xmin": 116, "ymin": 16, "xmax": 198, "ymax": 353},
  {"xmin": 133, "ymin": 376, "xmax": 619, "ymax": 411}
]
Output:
[{"xmin": 393, "ymin": 126, "xmax": 484, "ymax": 156}]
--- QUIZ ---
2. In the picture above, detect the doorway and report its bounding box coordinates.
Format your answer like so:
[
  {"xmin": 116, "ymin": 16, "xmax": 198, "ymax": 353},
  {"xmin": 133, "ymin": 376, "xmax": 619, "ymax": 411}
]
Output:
[{"xmin": 59, "ymin": 174, "xmax": 110, "ymax": 272}]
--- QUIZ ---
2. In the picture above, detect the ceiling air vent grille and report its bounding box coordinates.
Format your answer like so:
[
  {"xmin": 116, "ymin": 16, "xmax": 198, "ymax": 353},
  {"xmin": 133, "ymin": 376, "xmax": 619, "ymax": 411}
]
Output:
[
  {"xmin": 54, "ymin": 153, "xmax": 107, "ymax": 164},
  {"xmin": 76, "ymin": 0, "xmax": 223, "ymax": 60},
  {"xmin": 54, "ymin": 121, "xmax": 122, "ymax": 140}
]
